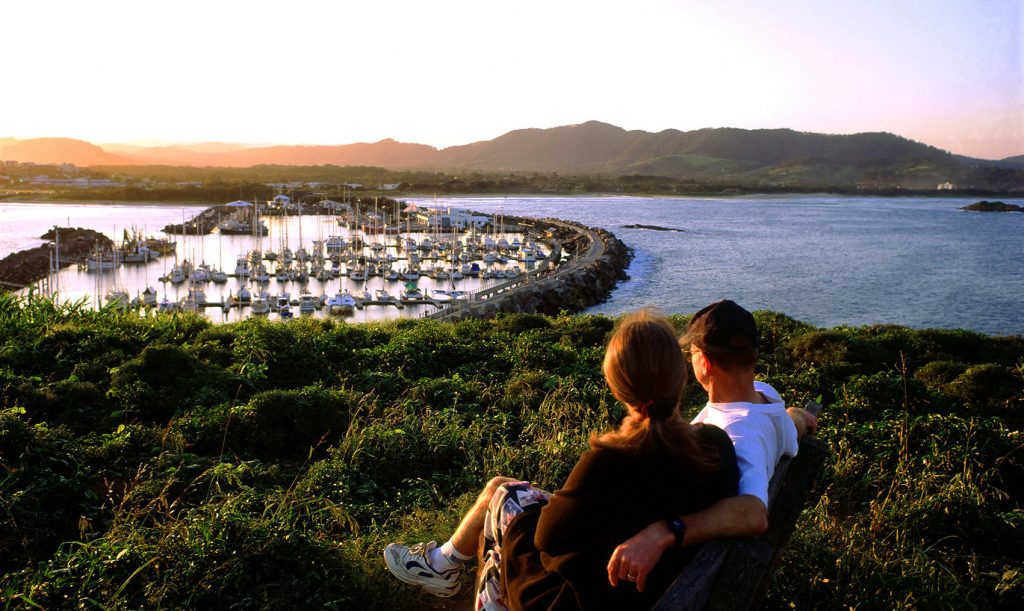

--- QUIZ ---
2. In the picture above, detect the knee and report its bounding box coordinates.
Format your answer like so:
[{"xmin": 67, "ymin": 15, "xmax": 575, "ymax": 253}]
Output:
[{"xmin": 484, "ymin": 476, "xmax": 516, "ymax": 497}]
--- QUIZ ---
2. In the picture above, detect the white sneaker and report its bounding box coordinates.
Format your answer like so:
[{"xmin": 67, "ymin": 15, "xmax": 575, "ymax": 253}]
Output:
[{"xmin": 383, "ymin": 540, "xmax": 462, "ymax": 598}]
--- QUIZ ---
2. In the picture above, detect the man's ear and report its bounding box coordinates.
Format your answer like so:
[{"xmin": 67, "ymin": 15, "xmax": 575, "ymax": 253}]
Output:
[{"xmin": 695, "ymin": 350, "xmax": 713, "ymax": 376}]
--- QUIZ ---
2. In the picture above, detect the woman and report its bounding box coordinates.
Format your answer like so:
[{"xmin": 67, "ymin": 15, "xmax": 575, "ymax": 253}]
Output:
[{"xmin": 385, "ymin": 310, "xmax": 739, "ymax": 609}]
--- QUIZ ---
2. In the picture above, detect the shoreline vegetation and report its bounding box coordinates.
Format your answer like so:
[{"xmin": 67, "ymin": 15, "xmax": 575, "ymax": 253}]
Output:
[
  {"xmin": 0, "ymin": 296, "xmax": 1021, "ymax": 609},
  {"xmin": 2, "ymin": 159, "xmax": 1023, "ymax": 205}
]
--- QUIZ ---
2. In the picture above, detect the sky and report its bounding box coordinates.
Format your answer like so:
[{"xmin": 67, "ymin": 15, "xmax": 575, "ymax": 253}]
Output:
[{"xmin": 2, "ymin": 0, "xmax": 1021, "ymax": 159}]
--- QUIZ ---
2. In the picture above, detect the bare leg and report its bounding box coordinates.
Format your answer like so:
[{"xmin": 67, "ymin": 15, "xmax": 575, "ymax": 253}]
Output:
[{"xmin": 450, "ymin": 476, "xmax": 520, "ymax": 557}]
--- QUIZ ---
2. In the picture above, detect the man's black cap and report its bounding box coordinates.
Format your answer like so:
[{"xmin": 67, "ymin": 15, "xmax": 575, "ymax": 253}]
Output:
[{"xmin": 681, "ymin": 299, "xmax": 759, "ymax": 355}]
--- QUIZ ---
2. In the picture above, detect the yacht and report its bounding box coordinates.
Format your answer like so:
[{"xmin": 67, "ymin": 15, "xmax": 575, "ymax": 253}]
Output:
[{"xmin": 250, "ymin": 295, "xmax": 270, "ymax": 315}]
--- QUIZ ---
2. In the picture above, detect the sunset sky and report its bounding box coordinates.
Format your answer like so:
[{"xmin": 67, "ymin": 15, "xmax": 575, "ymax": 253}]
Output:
[{"xmin": 2, "ymin": 0, "xmax": 1021, "ymax": 159}]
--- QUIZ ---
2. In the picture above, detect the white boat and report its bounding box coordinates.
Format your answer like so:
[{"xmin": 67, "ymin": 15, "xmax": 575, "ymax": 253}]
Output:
[
  {"xmin": 141, "ymin": 286, "xmax": 158, "ymax": 308},
  {"xmin": 234, "ymin": 285, "xmax": 252, "ymax": 304},
  {"xmin": 429, "ymin": 289, "xmax": 453, "ymax": 303},
  {"xmin": 250, "ymin": 296, "xmax": 270, "ymax": 315},
  {"xmin": 325, "ymin": 235, "xmax": 348, "ymax": 253},
  {"xmin": 298, "ymin": 292, "xmax": 317, "ymax": 314},
  {"xmin": 87, "ymin": 251, "xmax": 119, "ymax": 272},
  {"xmin": 252, "ymin": 263, "xmax": 270, "ymax": 283},
  {"xmin": 122, "ymin": 245, "xmax": 156, "ymax": 264},
  {"xmin": 401, "ymin": 287, "xmax": 423, "ymax": 301},
  {"xmin": 327, "ymin": 291, "xmax": 356, "ymax": 316},
  {"xmin": 105, "ymin": 288, "xmax": 130, "ymax": 309},
  {"xmin": 234, "ymin": 256, "xmax": 251, "ymax": 278},
  {"xmin": 168, "ymin": 265, "xmax": 186, "ymax": 284},
  {"xmin": 211, "ymin": 268, "xmax": 228, "ymax": 283},
  {"xmin": 375, "ymin": 288, "xmax": 391, "ymax": 301},
  {"xmin": 278, "ymin": 296, "xmax": 293, "ymax": 319},
  {"xmin": 181, "ymin": 287, "xmax": 207, "ymax": 311}
]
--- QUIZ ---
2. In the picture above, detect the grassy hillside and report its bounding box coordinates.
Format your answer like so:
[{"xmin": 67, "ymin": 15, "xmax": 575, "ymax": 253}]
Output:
[{"xmin": 0, "ymin": 295, "xmax": 1021, "ymax": 609}]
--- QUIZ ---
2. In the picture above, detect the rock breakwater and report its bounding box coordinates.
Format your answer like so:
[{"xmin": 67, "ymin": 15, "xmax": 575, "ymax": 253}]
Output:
[
  {"xmin": 443, "ymin": 216, "xmax": 632, "ymax": 320},
  {"xmin": 0, "ymin": 228, "xmax": 113, "ymax": 291}
]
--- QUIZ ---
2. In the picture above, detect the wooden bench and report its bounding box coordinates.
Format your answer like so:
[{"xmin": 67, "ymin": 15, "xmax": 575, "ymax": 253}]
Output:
[{"xmin": 653, "ymin": 401, "xmax": 829, "ymax": 610}]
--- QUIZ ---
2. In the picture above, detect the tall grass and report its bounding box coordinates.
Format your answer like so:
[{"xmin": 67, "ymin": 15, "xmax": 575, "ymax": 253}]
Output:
[{"xmin": 1, "ymin": 296, "xmax": 1021, "ymax": 609}]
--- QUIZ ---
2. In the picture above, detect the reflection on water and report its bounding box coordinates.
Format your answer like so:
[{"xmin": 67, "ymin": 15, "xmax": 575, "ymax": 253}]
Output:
[{"xmin": 7, "ymin": 203, "xmax": 533, "ymax": 324}]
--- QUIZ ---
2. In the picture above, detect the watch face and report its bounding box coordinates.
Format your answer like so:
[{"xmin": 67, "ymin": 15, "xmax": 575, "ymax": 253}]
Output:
[{"xmin": 667, "ymin": 518, "xmax": 686, "ymax": 545}]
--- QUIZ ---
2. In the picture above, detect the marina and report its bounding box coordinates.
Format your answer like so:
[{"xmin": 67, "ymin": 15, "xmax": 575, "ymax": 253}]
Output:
[{"xmin": 5, "ymin": 200, "xmax": 557, "ymax": 324}]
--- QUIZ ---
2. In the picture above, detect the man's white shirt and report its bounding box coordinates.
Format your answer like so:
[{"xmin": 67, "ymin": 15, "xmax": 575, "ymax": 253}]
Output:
[{"xmin": 691, "ymin": 382, "xmax": 799, "ymax": 507}]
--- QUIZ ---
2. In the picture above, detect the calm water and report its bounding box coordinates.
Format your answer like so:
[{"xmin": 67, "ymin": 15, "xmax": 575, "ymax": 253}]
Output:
[
  {"xmin": 1, "ymin": 202, "xmax": 521, "ymax": 324},
  {"xmin": 3, "ymin": 196, "xmax": 1022, "ymax": 335},
  {"xmin": 410, "ymin": 195, "xmax": 1024, "ymax": 336}
]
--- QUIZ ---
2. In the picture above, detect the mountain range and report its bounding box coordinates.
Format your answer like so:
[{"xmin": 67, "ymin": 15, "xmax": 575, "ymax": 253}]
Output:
[{"xmin": 3, "ymin": 122, "xmax": 1022, "ymax": 190}]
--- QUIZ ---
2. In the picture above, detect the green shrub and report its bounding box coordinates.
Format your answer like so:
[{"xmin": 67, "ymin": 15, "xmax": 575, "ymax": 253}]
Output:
[{"xmin": 230, "ymin": 386, "xmax": 360, "ymax": 460}]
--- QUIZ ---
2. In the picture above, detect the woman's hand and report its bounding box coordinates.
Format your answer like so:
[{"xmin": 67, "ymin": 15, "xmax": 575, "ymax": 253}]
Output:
[{"xmin": 606, "ymin": 521, "xmax": 674, "ymax": 593}]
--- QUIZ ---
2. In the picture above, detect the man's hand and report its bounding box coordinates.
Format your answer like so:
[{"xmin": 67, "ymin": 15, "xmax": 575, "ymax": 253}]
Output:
[
  {"xmin": 606, "ymin": 521, "xmax": 674, "ymax": 592},
  {"xmin": 787, "ymin": 407, "xmax": 818, "ymax": 438}
]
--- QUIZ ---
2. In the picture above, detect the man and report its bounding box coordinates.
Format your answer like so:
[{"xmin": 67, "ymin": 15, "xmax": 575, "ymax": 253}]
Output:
[{"xmin": 606, "ymin": 299, "xmax": 817, "ymax": 592}]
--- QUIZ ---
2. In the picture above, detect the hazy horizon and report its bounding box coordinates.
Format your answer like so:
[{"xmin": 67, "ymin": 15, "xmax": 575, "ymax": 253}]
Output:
[{"xmin": 2, "ymin": 1, "xmax": 1021, "ymax": 160}]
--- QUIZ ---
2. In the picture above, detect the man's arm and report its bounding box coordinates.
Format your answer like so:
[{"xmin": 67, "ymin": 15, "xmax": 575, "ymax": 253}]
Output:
[{"xmin": 606, "ymin": 495, "xmax": 767, "ymax": 591}]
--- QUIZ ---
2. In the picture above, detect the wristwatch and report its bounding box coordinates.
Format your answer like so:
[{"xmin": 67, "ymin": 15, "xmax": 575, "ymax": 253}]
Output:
[{"xmin": 666, "ymin": 517, "xmax": 687, "ymax": 547}]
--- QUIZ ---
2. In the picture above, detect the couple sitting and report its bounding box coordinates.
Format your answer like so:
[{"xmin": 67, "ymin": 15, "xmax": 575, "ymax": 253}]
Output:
[{"xmin": 385, "ymin": 300, "xmax": 818, "ymax": 609}]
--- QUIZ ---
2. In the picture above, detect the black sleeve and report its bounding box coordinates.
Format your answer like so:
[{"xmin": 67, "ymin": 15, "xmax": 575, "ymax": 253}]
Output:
[{"xmin": 699, "ymin": 424, "xmax": 740, "ymax": 499}]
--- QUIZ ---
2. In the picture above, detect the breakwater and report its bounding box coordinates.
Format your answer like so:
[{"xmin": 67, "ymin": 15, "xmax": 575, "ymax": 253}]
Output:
[
  {"xmin": 0, "ymin": 228, "xmax": 112, "ymax": 291},
  {"xmin": 430, "ymin": 215, "xmax": 632, "ymax": 320}
]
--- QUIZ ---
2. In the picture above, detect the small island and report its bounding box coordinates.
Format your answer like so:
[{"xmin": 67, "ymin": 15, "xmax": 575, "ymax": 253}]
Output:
[
  {"xmin": 961, "ymin": 200, "xmax": 1024, "ymax": 212},
  {"xmin": 622, "ymin": 223, "xmax": 686, "ymax": 232}
]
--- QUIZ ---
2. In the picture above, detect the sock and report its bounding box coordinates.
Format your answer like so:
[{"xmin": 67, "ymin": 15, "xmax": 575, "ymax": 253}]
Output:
[{"xmin": 429, "ymin": 539, "xmax": 471, "ymax": 572}]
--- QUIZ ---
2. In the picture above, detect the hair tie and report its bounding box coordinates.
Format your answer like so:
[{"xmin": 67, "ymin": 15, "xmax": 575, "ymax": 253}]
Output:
[{"xmin": 637, "ymin": 400, "xmax": 654, "ymax": 419}]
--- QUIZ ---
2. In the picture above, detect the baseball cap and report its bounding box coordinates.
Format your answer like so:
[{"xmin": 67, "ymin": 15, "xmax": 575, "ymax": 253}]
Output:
[{"xmin": 681, "ymin": 299, "xmax": 759, "ymax": 355}]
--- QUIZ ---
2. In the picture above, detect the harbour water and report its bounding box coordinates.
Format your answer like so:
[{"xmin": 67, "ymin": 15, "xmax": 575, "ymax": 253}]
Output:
[
  {"xmin": 3, "ymin": 195, "xmax": 1023, "ymax": 335},
  {"xmin": 2, "ymin": 202, "xmax": 533, "ymax": 324}
]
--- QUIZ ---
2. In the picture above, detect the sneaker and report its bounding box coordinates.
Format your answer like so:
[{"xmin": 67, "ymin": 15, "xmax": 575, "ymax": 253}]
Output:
[{"xmin": 383, "ymin": 540, "xmax": 462, "ymax": 598}]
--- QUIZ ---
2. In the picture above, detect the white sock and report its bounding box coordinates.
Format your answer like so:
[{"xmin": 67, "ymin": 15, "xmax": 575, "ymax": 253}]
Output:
[{"xmin": 430, "ymin": 539, "xmax": 471, "ymax": 572}]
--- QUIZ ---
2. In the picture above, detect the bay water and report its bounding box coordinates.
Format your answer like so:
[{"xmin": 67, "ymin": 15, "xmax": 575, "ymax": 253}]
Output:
[
  {"xmin": 3, "ymin": 196, "xmax": 1022, "ymax": 335},
  {"xmin": 412, "ymin": 195, "xmax": 1024, "ymax": 336}
]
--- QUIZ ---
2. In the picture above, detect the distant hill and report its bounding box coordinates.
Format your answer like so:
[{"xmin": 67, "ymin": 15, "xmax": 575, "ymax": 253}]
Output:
[
  {"xmin": 2, "ymin": 124, "xmax": 1021, "ymax": 191},
  {"xmin": 0, "ymin": 138, "xmax": 127, "ymax": 166},
  {"xmin": 997, "ymin": 155, "xmax": 1024, "ymax": 170}
]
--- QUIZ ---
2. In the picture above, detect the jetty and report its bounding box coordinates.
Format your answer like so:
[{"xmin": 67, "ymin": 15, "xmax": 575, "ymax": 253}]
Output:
[{"xmin": 424, "ymin": 215, "xmax": 630, "ymax": 321}]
